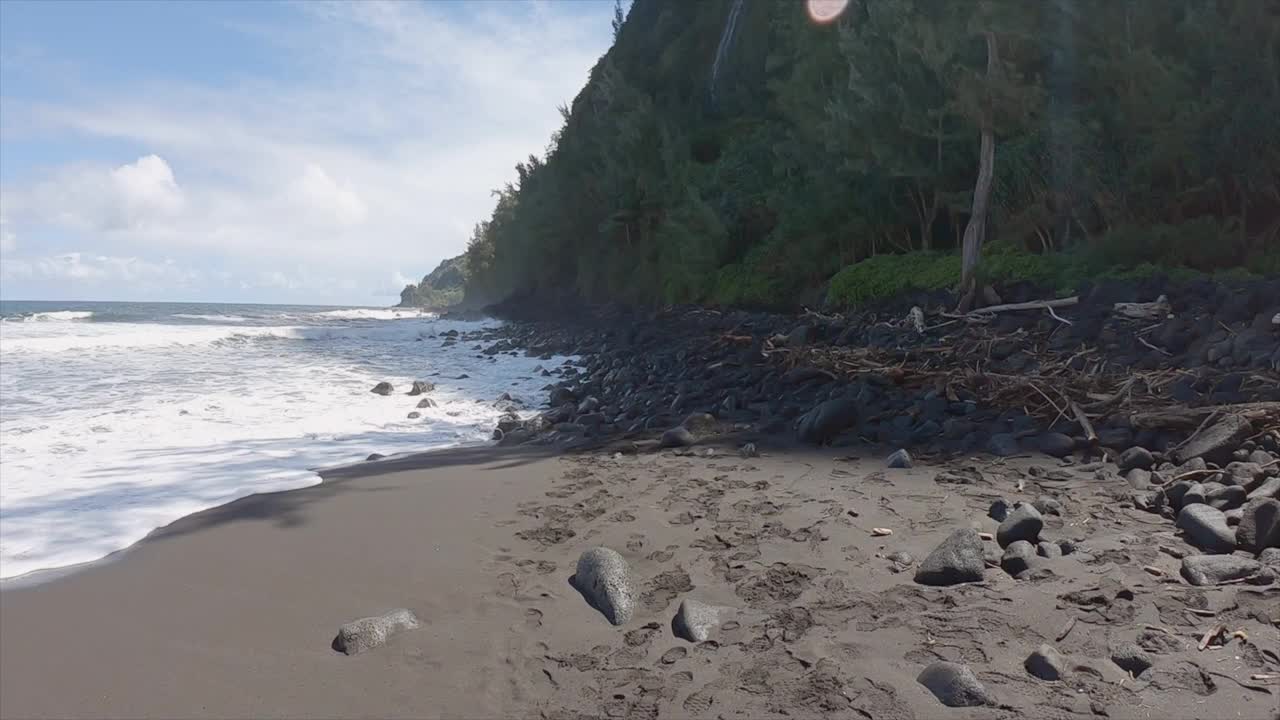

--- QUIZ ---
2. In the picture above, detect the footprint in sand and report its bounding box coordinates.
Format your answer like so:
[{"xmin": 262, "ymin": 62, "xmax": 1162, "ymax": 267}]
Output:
[
  {"xmin": 670, "ymin": 511, "xmax": 697, "ymax": 525},
  {"xmin": 624, "ymin": 622, "xmax": 662, "ymax": 647},
  {"xmin": 646, "ymin": 549, "xmax": 674, "ymax": 563},
  {"xmin": 682, "ymin": 689, "xmax": 714, "ymax": 714},
  {"xmin": 660, "ymin": 647, "xmax": 688, "ymax": 664},
  {"xmin": 524, "ymin": 608, "xmax": 543, "ymax": 629},
  {"xmin": 610, "ymin": 510, "xmax": 637, "ymax": 523}
]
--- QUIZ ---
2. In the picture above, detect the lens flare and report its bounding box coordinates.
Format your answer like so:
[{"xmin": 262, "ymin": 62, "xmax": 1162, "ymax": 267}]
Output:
[{"xmin": 806, "ymin": 0, "xmax": 850, "ymax": 24}]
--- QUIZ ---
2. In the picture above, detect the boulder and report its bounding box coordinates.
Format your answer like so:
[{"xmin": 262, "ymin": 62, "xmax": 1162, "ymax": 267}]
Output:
[
  {"xmin": 997, "ymin": 503, "xmax": 1044, "ymax": 548},
  {"xmin": 681, "ymin": 412, "xmax": 718, "ymax": 436},
  {"xmin": 1001, "ymin": 540, "xmax": 1037, "ymax": 576},
  {"xmin": 988, "ymin": 433, "xmax": 1020, "ymax": 457},
  {"xmin": 1110, "ymin": 643, "xmax": 1153, "ymax": 676},
  {"xmin": 915, "ymin": 529, "xmax": 986, "ymax": 586},
  {"xmin": 334, "ymin": 608, "xmax": 420, "ymax": 655},
  {"xmin": 549, "ymin": 387, "xmax": 578, "ymax": 408},
  {"xmin": 365, "ymin": 453, "xmax": 385, "ymax": 461},
  {"xmin": 407, "ymin": 380, "xmax": 435, "ymax": 396},
  {"xmin": 917, "ymin": 662, "xmax": 993, "ymax": 707},
  {"xmin": 1180, "ymin": 554, "xmax": 1262, "ymax": 586},
  {"xmin": 1205, "ymin": 484, "xmax": 1247, "ymax": 511},
  {"xmin": 1118, "ymin": 446, "xmax": 1154, "ymax": 472},
  {"xmin": 886, "ymin": 449, "xmax": 913, "ymax": 469},
  {"xmin": 1037, "ymin": 541, "xmax": 1063, "ymax": 559},
  {"xmin": 1236, "ymin": 497, "xmax": 1280, "ymax": 552},
  {"xmin": 672, "ymin": 598, "xmax": 722, "ymax": 643},
  {"xmin": 1037, "ymin": 432, "xmax": 1076, "ymax": 458},
  {"xmin": 1025, "ymin": 644, "xmax": 1069, "ymax": 681},
  {"xmin": 1173, "ymin": 415, "xmax": 1252, "ymax": 465},
  {"xmin": 573, "ymin": 547, "xmax": 636, "ymax": 625},
  {"xmin": 416, "ymin": 397, "xmax": 436, "ymax": 409},
  {"xmin": 660, "ymin": 426, "xmax": 696, "ymax": 448},
  {"xmin": 370, "ymin": 381, "xmax": 394, "ymax": 396},
  {"xmin": 1176, "ymin": 504, "xmax": 1236, "ymax": 553},
  {"xmin": 1249, "ymin": 476, "xmax": 1280, "ymax": 501},
  {"xmin": 796, "ymin": 397, "xmax": 858, "ymax": 445}
]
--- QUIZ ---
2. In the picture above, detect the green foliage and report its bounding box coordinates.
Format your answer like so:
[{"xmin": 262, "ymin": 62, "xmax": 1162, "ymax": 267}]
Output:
[{"xmin": 456, "ymin": 0, "xmax": 1277, "ymax": 310}]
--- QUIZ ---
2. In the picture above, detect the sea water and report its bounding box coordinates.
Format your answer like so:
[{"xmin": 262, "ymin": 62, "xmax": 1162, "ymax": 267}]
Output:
[{"xmin": 0, "ymin": 301, "xmax": 565, "ymax": 579}]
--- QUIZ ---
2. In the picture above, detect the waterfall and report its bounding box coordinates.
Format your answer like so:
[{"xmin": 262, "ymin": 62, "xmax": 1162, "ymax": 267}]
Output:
[{"xmin": 709, "ymin": 0, "xmax": 746, "ymax": 102}]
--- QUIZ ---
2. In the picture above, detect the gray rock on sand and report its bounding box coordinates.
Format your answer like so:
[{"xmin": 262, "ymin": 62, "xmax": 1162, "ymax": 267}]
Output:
[
  {"xmin": 660, "ymin": 426, "xmax": 696, "ymax": 448},
  {"xmin": 886, "ymin": 449, "xmax": 912, "ymax": 469},
  {"xmin": 573, "ymin": 547, "xmax": 635, "ymax": 625},
  {"xmin": 997, "ymin": 503, "xmax": 1044, "ymax": 548},
  {"xmin": 988, "ymin": 433, "xmax": 1020, "ymax": 457},
  {"xmin": 370, "ymin": 381, "xmax": 394, "ymax": 395},
  {"xmin": 1175, "ymin": 504, "xmax": 1236, "ymax": 553},
  {"xmin": 915, "ymin": 529, "xmax": 986, "ymax": 586},
  {"xmin": 1173, "ymin": 415, "xmax": 1252, "ymax": 464},
  {"xmin": 1037, "ymin": 432, "xmax": 1075, "ymax": 458},
  {"xmin": 1110, "ymin": 643, "xmax": 1154, "ymax": 676},
  {"xmin": 1249, "ymin": 475, "xmax": 1280, "ymax": 501},
  {"xmin": 334, "ymin": 608, "xmax": 420, "ymax": 655},
  {"xmin": 796, "ymin": 397, "xmax": 859, "ymax": 446},
  {"xmin": 1025, "ymin": 644, "xmax": 1069, "ymax": 681},
  {"xmin": 1037, "ymin": 541, "xmax": 1063, "ymax": 559},
  {"xmin": 1118, "ymin": 446, "xmax": 1154, "ymax": 472},
  {"xmin": 1001, "ymin": 540, "xmax": 1037, "ymax": 576},
  {"xmin": 1180, "ymin": 554, "xmax": 1262, "ymax": 586},
  {"xmin": 917, "ymin": 661, "xmax": 993, "ymax": 707},
  {"xmin": 1236, "ymin": 497, "xmax": 1280, "ymax": 552},
  {"xmin": 672, "ymin": 598, "xmax": 722, "ymax": 642},
  {"xmin": 407, "ymin": 380, "xmax": 435, "ymax": 396},
  {"xmin": 682, "ymin": 412, "xmax": 718, "ymax": 436}
]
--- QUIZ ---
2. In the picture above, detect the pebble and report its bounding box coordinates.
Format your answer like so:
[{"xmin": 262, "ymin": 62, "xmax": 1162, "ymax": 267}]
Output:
[
  {"xmin": 573, "ymin": 547, "xmax": 636, "ymax": 625},
  {"xmin": 988, "ymin": 499, "xmax": 1010, "ymax": 522},
  {"xmin": 886, "ymin": 448, "xmax": 912, "ymax": 469},
  {"xmin": 1180, "ymin": 554, "xmax": 1262, "ymax": 586},
  {"xmin": 917, "ymin": 661, "xmax": 993, "ymax": 707},
  {"xmin": 915, "ymin": 528, "xmax": 986, "ymax": 586},
  {"xmin": 997, "ymin": 503, "xmax": 1044, "ymax": 548},
  {"xmin": 1025, "ymin": 644, "xmax": 1069, "ymax": 681},
  {"xmin": 1033, "ymin": 496, "xmax": 1063, "ymax": 517},
  {"xmin": 1036, "ymin": 541, "xmax": 1062, "ymax": 559}
]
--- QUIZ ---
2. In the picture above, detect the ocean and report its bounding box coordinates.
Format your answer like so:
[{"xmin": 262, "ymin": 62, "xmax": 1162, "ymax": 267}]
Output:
[{"xmin": 0, "ymin": 300, "xmax": 564, "ymax": 580}]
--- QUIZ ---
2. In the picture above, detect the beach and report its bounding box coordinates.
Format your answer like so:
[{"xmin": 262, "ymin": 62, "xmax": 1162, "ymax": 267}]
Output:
[{"xmin": 3, "ymin": 438, "xmax": 1276, "ymax": 719}]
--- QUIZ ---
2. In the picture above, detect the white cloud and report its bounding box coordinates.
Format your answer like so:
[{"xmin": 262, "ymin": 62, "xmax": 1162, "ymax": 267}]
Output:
[
  {"xmin": 0, "ymin": 251, "xmax": 198, "ymax": 287},
  {"xmin": 0, "ymin": 0, "xmax": 615, "ymax": 302}
]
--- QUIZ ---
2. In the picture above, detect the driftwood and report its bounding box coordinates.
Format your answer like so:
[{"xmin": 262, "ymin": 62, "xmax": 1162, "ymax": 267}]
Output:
[
  {"xmin": 1130, "ymin": 403, "xmax": 1280, "ymax": 431},
  {"xmin": 966, "ymin": 296, "xmax": 1079, "ymax": 316},
  {"xmin": 1114, "ymin": 295, "xmax": 1171, "ymax": 320},
  {"xmin": 1071, "ymin": 401, "xmax": 1098, "ymax": 444}
]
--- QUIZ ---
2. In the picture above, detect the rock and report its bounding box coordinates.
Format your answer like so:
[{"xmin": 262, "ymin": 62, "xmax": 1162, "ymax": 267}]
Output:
[
  {"xmin": 1205, "ymin": 484, "xmax": 1247, "ymax": 511},
  {"xmin": 407, "ymin": 380, "xmax": 435, "ymax": 396},
  {"xmin": 672, "ymin": 598, "xmax": 722, "ymax": 643},
  {"xmin": 370, "ymin": 381, "xmax": 394, "ymax": 396},
  {"xmin": 786, "ymin": 325, "xmax": 812, "ymax": 348},
  {"xmin": 365, "ymin": 453, "xmax": 385, "ymax": 461},
  {"xmin": 988, "ymin": 499, "xmax": 1010, "ymax": 522},
  {"xmin": 1126, "ymin": 468, "xmax": 1153, "ymax": 489},
  {"xmin": 1025, "ymin": 644, "xmax": 1069, "ymax": 681},
  {"xmin": 1110, "ymin": 643, "xmax": 1153, "ymax": 676},
  {"xmin": 1173, "ymin": 414, "xmax": 1253, "ymax": 465},
  {"xmin": 1260, "ymin": 547, "xmax": 1280, "ymax": 568},
  {"xmin": 416, "ymin": 397, "xmax": 436, "ymax": 409},
  {"xmin": 1176, "ymin": 504, "xmax": 1237, "ymax": 553},
  {"xmin": 1033, "ymin": 496, "xmax": 1063, "ymax": 517},
  {"xmin": 549, "ymin": 387, "xmax": 577, "ymax": 408},
  {"xmin": 917, "ymin": 661, "xmax": 993, "ymax": 708},
  {"xmin": 681, "ymin": 412, "xmax": 718, "ymax": 436},
  {"xmin": 796, "ymin": 397, "xmax": 858, "ymax": 445},
  {"xmin": 1001, "ymin": 540, "xmax": 1037, "ymax": 576},
  {"xmin": 660, "ymin": 426, "xmax": 696, "ymax": 448},
  {"xmin": 1137, "ymin": 628, "xmax": 1186, "ymax": 655},
  {"xmin": 988, "ymin": 433, "xmax": 1020, "ymax": 457},
  {"xmin": 1236, "ymin": 497, "xmax": 1280, "ymax": 552},
  {"xmin": 407, "ymin": 411, "xmax": 421, "ymax": 419},
  {"xmin": 886, "ymin": 449, "xmax": 912, "ymax": 469},
  {"xmin": 334, "ymin": 608, "xmax": 420, "ymax": 655},
  {"xmin": 1119, "ymin": 446, "xmax": 1154, "ymax": 472},
  {"xmin": 915, "ymin": 529, "xmax": 986, "ymax": 586},
  {"xmin": 1249, "ymin": 476, "xmax": 1280, "ymax": 501},
  {"xmin": 1182, "ymin": 482, "xmax": 1208, "ymax": 507},
  {"xmin": 1037, "ymin": 541, "xmax": 1063, "ymax": 559},
  {"xmin": 573, "ymin": 547, "xmax": 635, "ymax": 625},
  {"xmin": 1180, "ymin": 554, "xmax": 1262, "ymax": 586},
  {"xmin": 1038, "ymin": 432, "xmax": 1075, "ymax": 458},
  {"xmin": 997, "ymin": 503, "xmax": 1044, "ymax": 548},
  {"xmin": 577, "ymin": 396, "xmax": 600, "ymax": 414}
]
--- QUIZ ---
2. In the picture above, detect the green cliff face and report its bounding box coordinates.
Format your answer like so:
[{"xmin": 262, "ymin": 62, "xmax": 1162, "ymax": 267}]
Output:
[
  {"xmin": 459, "ymin": 0, "xmax": 1279, "ymax": 309},
  {"xmin": 398, "ymin": 255, "xmax": 468, "ymax": 309}
]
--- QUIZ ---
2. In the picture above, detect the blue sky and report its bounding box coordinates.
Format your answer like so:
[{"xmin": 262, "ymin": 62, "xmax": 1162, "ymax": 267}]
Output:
[{"xmin": 0, "ymin": 0, "xmax": 619, "ymax": 304}]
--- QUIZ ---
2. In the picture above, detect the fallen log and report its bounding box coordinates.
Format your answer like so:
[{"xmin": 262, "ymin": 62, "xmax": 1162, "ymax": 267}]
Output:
[
  {"xmin": 1114, "ymin": 295, "xmax": 1171, "ymax": 320},
  {"xmin": 1071, "ymin": 401, "xmax": 1098, "ymax": 445},
  {"xmin": 1130, "ymin": 403, "xmax": 1280, "ymax": 431},
  {"xmin": 966, "ymin": 296, "xmax": 1079, "ymax": 316}
]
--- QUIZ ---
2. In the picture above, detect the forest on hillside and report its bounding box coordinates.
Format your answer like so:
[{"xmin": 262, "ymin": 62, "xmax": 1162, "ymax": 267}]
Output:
[{"xmin": 450, "ymin": 0, "xmax": 1279, "ymax": 311}]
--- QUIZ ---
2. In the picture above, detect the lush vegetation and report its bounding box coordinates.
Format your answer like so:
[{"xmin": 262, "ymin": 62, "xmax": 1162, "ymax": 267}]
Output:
[
  {"xmin": 459, "ymin": 0, "xmax": 1279, "ymax": 309},
  {"xmin": 399, "ymin": 255, "xmax": 468, "ymax": 308}
]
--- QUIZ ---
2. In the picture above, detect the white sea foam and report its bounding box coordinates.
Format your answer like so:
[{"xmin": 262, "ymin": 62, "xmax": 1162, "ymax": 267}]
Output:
[
  {"xmin": 0, "ymin": 305, "xmax": 569, "ymax": 580},
  {"xmin": 314, "ymin": 307, "xmax": 437, "ymax": 320},
  {"xmin": 171, "ymin": 313, "xmax": 249, "ymax": 322},
  {"xmin": 5, "ymin": 310, "xmax": 95, "ymax": 322}
]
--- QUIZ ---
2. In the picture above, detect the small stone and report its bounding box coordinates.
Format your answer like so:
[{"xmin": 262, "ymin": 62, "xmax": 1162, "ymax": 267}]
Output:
[
  {"xmin": 1119, "ymin": 446, "xmax": 1154, "ymax": 472},
  {"xmin": 416, "ymin": 397, "xmax": 436, "ymax": 409},
  {"xmin": 1236, "ymin": 497, "xmax": 1280, "ymax": 552},
  {"xmin": 1038, "ymin": 432, "xmax": 1075, "ymax": 458},
  {"xmin": 988, "ymin": 499, "xmax": 1010, "ymax": 522},
  {"xmin": 334, "ymin": 608, "xmax": 420, "ymax": 655},
  {"xmin": 365, "ymin": 453, "xmax": 385, "ymax": 461},
  {"xmin": 1037, "ymin": 541, "xmax": 1062, "ymax": 559},
  {"xmin": 1033, "ymin": 496, "xmax": 1063, "ymax": 517},
  {"xmin": 573, "ymin": 547, "xmax": 636, "ymax": 625},
  {"xmin": 1025, "ymin": 644, "xmax": 1069, "ymax": 681},
  {"xmin": 673, "ymin": 599, "xmax": 722, "ymax": 643},
  {"xmin": 660, "ymin": 426, "xmax": 696, "ymax": 448},
  {"xmin": 997, "ymin": 503, "xmax": 1044, "ymax": 548},
  {"xmin": 407, "ymin": 411, "xmax": 421, "ymax": 419},
  {"xmin": 1176, "ymin": 504, "xmax": 1237, "ymax": 553},
  {"xmin": 917, "ymin": 661, "xmax": 993, "ymax": 707},
  {"xmin": 1001, "ymin": 540, "xmax": 1037, "ymax": 576},
  {"xmin": 1180, "ymin": 554, "xmax": 1262, "ymax": 586},
  {"xmin": 988, "ymin": 433, "xmax": 1020, "ymax": 457},
  {"xmin": 886, "ymin": 449, "xmax": 913, "ymax": 469},
  {"xmin": 1183, "ymin": 482, "xmax": 1208, "ymax": 507},
  {"xmin": 915, "ymin": 529, "xmax": 986, "ymax": 586},
  {"xmin": 407, "ymin": 380, "xmax": 435, "ymax": 396},
  {"xmin": 370, "ymin": 381, "xmax": 394, "ymax": 396},
  {"xmin": 1110, "ymin": 643, "xmax": 1153, "ymax": 676}
]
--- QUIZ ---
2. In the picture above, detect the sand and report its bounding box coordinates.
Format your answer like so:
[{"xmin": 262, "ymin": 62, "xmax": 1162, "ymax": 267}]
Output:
[{"xmin": 2, "ymin": 440, "xmax": 1277, "ymax": 719}]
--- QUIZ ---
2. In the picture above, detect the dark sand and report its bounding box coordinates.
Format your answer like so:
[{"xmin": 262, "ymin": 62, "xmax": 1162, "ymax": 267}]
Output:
[{"xmin": 2, "ymin": 442, "xmax": 1277, "ymax": 719}]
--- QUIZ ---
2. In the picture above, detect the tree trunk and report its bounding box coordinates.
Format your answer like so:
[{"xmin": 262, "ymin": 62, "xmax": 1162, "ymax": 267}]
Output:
[{"xmin": 958, "ymin": 31, "xmax": 1000, "ymax": 311}]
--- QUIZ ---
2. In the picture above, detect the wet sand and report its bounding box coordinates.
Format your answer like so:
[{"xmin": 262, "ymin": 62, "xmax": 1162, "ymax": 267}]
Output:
[{"xmin": 1, "ymin": 441, "xmax": 1276, "ymax": 719}]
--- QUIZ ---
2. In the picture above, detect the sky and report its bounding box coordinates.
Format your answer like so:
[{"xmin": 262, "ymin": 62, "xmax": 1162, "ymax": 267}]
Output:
[{"xmin": 0, "ymin": 0, "xmax": 619, "ymax": 304}]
